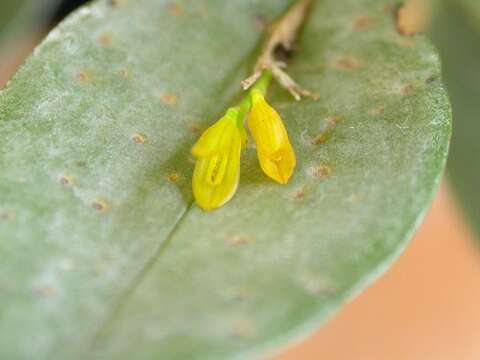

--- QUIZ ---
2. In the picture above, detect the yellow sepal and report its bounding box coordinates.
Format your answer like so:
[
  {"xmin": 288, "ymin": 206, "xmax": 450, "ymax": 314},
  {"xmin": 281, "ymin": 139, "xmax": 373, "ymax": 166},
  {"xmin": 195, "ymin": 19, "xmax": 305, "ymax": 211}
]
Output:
[
  {"xmin": 191, "ymin": 108, "xmax": 243, "ymax": 211},
  {"xmin": 248, "ymin": 89, "xmax": 296, "ymax": 184}
]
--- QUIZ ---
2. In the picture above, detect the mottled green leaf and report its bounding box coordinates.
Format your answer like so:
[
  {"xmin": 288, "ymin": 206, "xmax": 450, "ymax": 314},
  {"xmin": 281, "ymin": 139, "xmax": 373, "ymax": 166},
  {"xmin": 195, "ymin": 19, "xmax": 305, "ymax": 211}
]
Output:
[{"xmin": 0, "ymin": 0, "xmax": 451, "ymax": 359}]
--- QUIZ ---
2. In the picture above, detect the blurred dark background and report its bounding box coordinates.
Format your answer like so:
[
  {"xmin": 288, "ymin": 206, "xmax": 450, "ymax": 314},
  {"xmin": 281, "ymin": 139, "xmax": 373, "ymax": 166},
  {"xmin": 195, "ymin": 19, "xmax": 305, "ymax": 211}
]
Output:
[{"xmin": 53, "ymin": 0, "xmax": 89, "ymax": 24}]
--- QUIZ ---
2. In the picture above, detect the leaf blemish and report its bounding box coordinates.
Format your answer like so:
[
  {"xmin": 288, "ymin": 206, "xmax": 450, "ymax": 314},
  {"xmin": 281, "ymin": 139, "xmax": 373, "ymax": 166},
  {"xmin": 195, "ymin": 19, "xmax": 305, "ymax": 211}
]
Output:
[
  {"xmin": 311, "ymin": 116, "xmax": 342, "ymax": 145},
  {"xmin": 117, "ymin": 68, "xmax": 130, "ymax": 79},
  {"xmin": 167, "ymin": 172, "xmax": 181, "ymax": 183},
  {"xmin": 226, "ymin": 234, "xmax": 255, "ymax": 247},
  {"xmin": 97, "ymin": 33, "xmax": 113, "ymax": 46},
  {"xmin": 166, "ymin": 3, "xmax": 184, "ymax": 17},
  {"xmin": 369, "ymin": 106, "xmax": 385, "ymax": 116},
  {"xmin": 401, "ymin": 83, "xmax": 415, "ymax": 96},
  {"xmin": 161, "ymin": 93, "xmax": 179, "ymax": 106},
  {"xmin": 353, "ymin": 16, "xmax": 374, "ymax": 31},
  {"xmin": 59, "ymin": 175, "xmax": 75, "ymax": 187},
  {"xmin": 308, "ymin": 165, "xmax": 332, "ymax": 178},
  {"xmin": 426, "ymin": 74, "xmax": 438, "ymax": 84},
  {"xmin": 384, "ymin": 3, "xmax": 395, "ymax": 13},
  {"xmin": 186, "ymin": 122, "xmax": 202, "ymax": 134},
  {"xmin": 331, "ymin": 56, "xmax": 361, "ymax": 71},
  {"xmin": 131, "ymin": 132, "xmax": 148, "ymax": 144},
  {"xmin": 91, "ymin": 199, "xmax": 109, "ymax": 213},
  {"xmin": 292, "ymin": 187, "xmax": 308, "ymax": 201},
  {"xmin": 75, "ymin": 71, "xmax": 92, "ymax": 84}
]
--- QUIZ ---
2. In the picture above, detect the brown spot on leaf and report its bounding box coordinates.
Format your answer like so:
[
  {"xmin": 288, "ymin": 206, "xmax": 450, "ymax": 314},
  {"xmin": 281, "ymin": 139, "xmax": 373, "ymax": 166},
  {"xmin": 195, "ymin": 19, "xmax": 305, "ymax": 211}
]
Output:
[
  {"xmin": 332, "ymin": 56, "xmax": 361, "ymax": 71},
  {"xmin": 91, "ymin": 199, "xmax": 109, "ymax": 213},
  {"xmin": 292, "ymin": 187, "xmax": 308, "ymax": 201},
  {"xmin": 118, "ymin": 68, "xmax": 130, "ymax": 79},
  {"xmin": 311, "ymin": 116, "xmax": 342, "ymax": 145},
  {"xmin": 395, "ymin": 0, "xmax": 431, "ymax": 36},
  {"xmin": 97, "ymin": 33, "xmax": 113, "ymax": 46},
  {"xmin": 59, "ymin": 175, "xmax": 75, "ymax": 187},
  {"xmin": 166, "ymin": 3, "xmax": 184, "ymax": 16},
  {"xmin": 402, "ymin": 83, "xmax": 416, "ymax": 96},
  {"xmin": 186, "ymin": 122, "xmax": 202, "ymax": 134},
  {"xmin": 131, "ymin": 132, "xmax": 148, "ymax": 144},
  {"xmin": 384, "ymin": 3, "xmax": 395, "ymax": 13},
  {"xmin": 226, "ymin": 234, "xmax": 255, "ymax": 247},
  {"xmin": 354, "ymin": 16, "xmax": 374, "ymax": 30},
  {"xmin": 426, "ymin": 74, "xmax": 438, "ymax": 84},
  {"xmin": 370, "ymin": 106, "xmax": 385, "ymax": 116},
  {"xmin": 75, "ymin": 71, "xmax": 92, "ymax": 83},
  {"xmin": 167, "ymin": 172, "xmax": 181, "ymax": 183},
  {"xmin": 308, "ymin": 165, "xmax": 332, "ymax": 178},
  {"xmin": 161, "ymin": 93, "xmax": 179, "ymax": 106},
  {"xmin": 327, "ymin": 116, "xmax": 342, "ymax": 126}
]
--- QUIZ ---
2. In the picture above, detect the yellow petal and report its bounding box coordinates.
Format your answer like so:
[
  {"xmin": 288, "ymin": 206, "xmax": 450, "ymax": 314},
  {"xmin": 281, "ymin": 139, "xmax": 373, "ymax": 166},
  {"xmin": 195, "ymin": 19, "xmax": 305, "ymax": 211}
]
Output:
[
  {"xmin": 191, "ymin": 108, "xmax": 242, "ymax": 211},
  {"xmin": 191, "ymin": 108, "xmax": 238, "ymax": 159},
  {"xmin": 248, "ymin": 90, "xmax": 296, "ymax": 184}
]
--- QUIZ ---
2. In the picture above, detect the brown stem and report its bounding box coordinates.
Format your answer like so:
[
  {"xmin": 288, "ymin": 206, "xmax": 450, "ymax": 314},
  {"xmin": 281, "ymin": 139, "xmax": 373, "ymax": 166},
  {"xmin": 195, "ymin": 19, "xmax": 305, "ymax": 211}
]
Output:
[{"xmin": 242, "ymin": 0, "xmax": 319, "ymax": 101}]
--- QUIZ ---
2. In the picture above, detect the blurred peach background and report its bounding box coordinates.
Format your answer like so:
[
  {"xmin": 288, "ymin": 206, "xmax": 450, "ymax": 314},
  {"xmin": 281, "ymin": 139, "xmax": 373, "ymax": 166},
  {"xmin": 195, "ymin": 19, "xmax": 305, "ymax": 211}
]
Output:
[
  {"xmin": 275, "ymin": 183, "xmax": 480, "ymax": 360},
  {"xmin": 2, "ymin": 38, "xmax": 480, "ymax": 360}
]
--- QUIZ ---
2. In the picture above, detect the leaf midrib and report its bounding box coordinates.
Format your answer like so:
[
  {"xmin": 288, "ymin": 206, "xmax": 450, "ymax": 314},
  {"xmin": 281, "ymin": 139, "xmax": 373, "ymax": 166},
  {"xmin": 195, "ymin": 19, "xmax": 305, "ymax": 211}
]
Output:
[{"xmin": 88, "ymin": 201, "xmax": 194, "ymax": 351}]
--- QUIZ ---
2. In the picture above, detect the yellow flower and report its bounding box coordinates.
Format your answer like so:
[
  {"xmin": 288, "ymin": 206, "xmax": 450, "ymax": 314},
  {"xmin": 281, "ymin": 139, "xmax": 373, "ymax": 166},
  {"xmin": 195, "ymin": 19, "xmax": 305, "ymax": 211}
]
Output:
[
  {"xmin": 191, "ymin": 108, "xmax": 242, "ymax": 211},
  {"xmin": 248, "ymin": 89, "xmax": 296, "ymax": 184}
]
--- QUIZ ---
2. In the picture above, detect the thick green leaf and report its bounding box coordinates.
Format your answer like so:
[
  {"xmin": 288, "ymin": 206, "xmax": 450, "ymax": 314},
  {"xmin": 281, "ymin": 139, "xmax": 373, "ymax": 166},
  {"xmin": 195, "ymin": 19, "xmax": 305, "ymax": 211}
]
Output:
[
  {"xmin": 431, "ymin": 0, "xmax": 480, "ymax": 240},
  {"xmin": 0, "ymin": 0, "xmax": 451, "ymax": 359}
]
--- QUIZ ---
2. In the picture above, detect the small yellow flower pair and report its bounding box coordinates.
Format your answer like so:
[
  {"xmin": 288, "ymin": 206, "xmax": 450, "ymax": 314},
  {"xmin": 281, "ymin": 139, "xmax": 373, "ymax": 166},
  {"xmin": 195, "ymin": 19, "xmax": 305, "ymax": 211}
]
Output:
[{"xmin": 192, "ymin": 89, "xmax": 296, "ymax": 211}]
